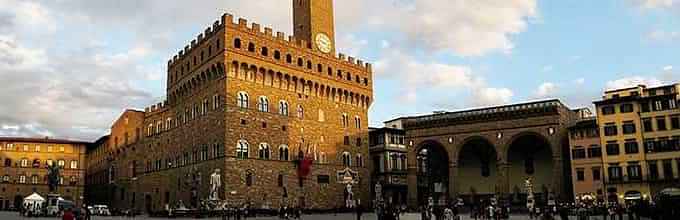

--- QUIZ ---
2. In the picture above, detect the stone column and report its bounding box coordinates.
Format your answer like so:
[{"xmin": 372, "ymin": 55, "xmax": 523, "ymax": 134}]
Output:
[
  {"xmin": 449, "ymin": 162, "xmax": 459, "ymax": 199},
  {"xmin": 406, "ymin": 167, "xmax": 418, "ymax": 209},
  {"xmin": 497, "ymin": 162, "xmax": 511, "ymax": 195},
  {"xmin": 552, "ymin": 156, "xmax": 563, "ymax": 199}
]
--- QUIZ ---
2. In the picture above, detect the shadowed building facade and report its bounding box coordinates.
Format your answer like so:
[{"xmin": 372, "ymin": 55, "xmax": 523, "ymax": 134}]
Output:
[
  {"xmin": 387, "ymin": 100, "xmax": 582, "ymax": 208},
  {"xmin": 89, "ymin": 0, "xmax": 373, "ymax": 213}
]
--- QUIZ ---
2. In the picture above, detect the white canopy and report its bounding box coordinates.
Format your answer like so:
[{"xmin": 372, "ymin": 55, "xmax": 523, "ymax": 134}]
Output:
[
  {"xmin": 24, "ymin": 193, "xmax": 45, "ymax": 202},
  {"xmin": 23, "ymin": 193, "xmax": 46, "ymax": 206}
]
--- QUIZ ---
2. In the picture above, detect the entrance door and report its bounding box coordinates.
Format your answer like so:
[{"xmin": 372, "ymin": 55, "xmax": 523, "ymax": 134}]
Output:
[{"xmin": 145, "ymin": 194, "xmax": 152, "ymax": 214}]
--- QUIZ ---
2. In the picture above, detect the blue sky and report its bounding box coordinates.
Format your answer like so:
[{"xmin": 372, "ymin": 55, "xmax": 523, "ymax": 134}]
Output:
[{"xmin": 0, "ymin": 0, "xmax": 678, "ymax": 140}]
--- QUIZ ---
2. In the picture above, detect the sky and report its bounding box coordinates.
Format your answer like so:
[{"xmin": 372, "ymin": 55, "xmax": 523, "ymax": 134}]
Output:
[{"xmin": 0, "ymin": 0, "xmax": 678, "ymax": 141}]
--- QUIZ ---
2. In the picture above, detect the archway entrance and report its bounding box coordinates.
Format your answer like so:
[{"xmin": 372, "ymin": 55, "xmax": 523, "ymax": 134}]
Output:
[
  {"xmin": 145, "ymin": 194, "xmax": 152, "ymax": 214},
  {"xmin": 507, "ymin": 133, "xmax": 553, "ymax": 206},
  {"xmin": 458, "ymin": 137, "xmax": 498, "ymax": 204},
  {"xmin": 416, "ymin": 141, "xmax": 449, "ymax": 206},
  {"xmin": 13, "ymin": 195, "xmax": 22, "ymax": 210}
]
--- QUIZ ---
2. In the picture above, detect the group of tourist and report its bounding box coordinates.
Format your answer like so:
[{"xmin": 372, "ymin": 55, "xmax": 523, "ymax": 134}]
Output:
[
  {"xmin": 276, "ymin": 205, "xmax": 303, "ymax": 219},
  {"xmin": 20, "ymin": 202, "xmax": 43, "ymax": 217}
]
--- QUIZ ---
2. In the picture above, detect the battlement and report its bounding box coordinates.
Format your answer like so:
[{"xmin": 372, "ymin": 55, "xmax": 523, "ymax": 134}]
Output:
[
  {"xmin": 168, "ymin": 13, "xmax": 372, "ymax": 72},
  {"xmin": 144, "ymin": 100, "xmax": 169, "ymax": 114}
]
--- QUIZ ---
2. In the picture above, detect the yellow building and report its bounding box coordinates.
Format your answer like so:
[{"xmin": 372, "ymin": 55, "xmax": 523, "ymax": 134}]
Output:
[
  {"xmin": 568, "ymin": 117, "xmax": 605, "ymax": 201},
  {"xmin": 594, "ymin": 83, "xmax": 680, "ymax": 203},
  {"xmin": 0, "ymin": 137, "xmax": 88, "ymax": 210}
]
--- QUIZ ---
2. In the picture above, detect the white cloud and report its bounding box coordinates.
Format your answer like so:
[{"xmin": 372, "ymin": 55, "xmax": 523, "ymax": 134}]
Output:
[
  {"xmin": 574, "ymin": 78, "xmax": 586, "ymax": 85},
  {"xmin": 647, "ymin": 30, "xmax": 680, "ymax": 41},
  {"xmin": 535, "ymin": 82, "xmax": 558, "ymax": 98},
  {"xmin": 336, "ymin": 34, "xmax": 369, "ymax": 57},
  {"xmin": 542, "ymin": 65, "xmax": 554, "ymax": 72},
  {"xmin": 632, "ymin": 0, "xmax": 677, "ymax": 9},
  {"xmin": 606, "ymin": 76, "xmax": 664, "ymax": 90},
  {"xmin": 367, "ymin": 0, "xmax": 538, "ymax": 56},
  {"xmin": 663, "ymin": 65, "xmax": 673, "ymax": 71},
  {"xmin": 374, "ymin": 48, "xmax": 513, "ymax": 107},
  {"xmin": 472, "ymin": 87, "xmax": 514, "ymax": 107}
]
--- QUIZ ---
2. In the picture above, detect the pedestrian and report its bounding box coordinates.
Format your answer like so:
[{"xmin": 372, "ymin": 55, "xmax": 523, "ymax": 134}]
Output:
[
  {"xmin": 63, "ymin": 208, "xmax": 75, "ymax": 220},
  {"xmin": 356, "ymin": 201, "xmax": 363, "ymax": 220}
]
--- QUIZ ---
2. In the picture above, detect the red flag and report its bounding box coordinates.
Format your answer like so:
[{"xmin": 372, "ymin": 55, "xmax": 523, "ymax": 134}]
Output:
[{"xmin": 297, "ymin": 144, "xmax": 313, "ymax": 177}]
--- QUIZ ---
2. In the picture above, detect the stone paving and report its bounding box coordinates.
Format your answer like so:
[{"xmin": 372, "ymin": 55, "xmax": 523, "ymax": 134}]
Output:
[{"xmin": 0, "ymin": 211, "xmax": 651, "ymax": 220}]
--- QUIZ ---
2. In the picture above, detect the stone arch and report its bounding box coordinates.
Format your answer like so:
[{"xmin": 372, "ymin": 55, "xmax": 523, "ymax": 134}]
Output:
[
  {"xmin": 258, "ymin": 67, "xmax": 266, "ymax": 85},
  {"xmin": 415, "ymin": 139, "xmax": 450, "ymax": 206},
  {"xmin": 248, "ymin": 65, "xmax": 257, "ymax": 82},
  {"xmin": 505, "ymin": 131, "xmax": 555, "ymax": 204},
  {"xmin": 276, "ymin": 72, "xmax": 283, "ymax": 88},
  {"xmin": 229, "ymin": 61, "xmax": 238, "ymax": 78},
  {"xmin": 266, "ymin": 70, "xmax": 275, "ymax": 86},
  {"xmin": 238, "ymin": 63, "xmax": 248, "ymax": 80},
  {"xmin": 456, "ymin": 136, "xmax": 500, "ymax": 199}
]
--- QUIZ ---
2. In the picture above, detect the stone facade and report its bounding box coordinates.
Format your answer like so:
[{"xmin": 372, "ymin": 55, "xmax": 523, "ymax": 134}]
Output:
[
  {"xmin": 0, "ymin": 137, "xmax": 88, "ymax": 210},
  {"xmin": 390, "ymin": 100, "xmax": 580, "ymax": 208},
  {"xmin": 90, "ymin": 0, "xmax": 373, "ymax": 213}
]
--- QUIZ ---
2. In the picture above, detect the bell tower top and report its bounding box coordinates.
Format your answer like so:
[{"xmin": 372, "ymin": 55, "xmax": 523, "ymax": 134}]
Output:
[{"xmin": 293, "ymin": 0, "xmax": 336, "ymax": 54}]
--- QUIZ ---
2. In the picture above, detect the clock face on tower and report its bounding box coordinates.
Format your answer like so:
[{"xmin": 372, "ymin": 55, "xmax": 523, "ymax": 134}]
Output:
[{"xmin": 315, "ymin": 33, "xmax": 332, "ymax": 54}]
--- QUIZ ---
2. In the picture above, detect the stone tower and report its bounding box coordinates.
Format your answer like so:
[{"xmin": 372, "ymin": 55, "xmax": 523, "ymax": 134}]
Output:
[{"xmin": 293, "ymin": 0, "xmax": 336, "ymax": 54}]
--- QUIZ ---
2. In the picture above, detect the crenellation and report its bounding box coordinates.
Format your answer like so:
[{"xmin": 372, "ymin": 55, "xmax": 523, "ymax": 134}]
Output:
[
  {"xmin": 198, "ymin": 33, "xmax": 204, "ymax": 42},
  {"xmin": 251, "ymin": 23, "xmax": 261, "ymax": 34},
  {"xmin": 276, "ymin": 32, "xmax": 285, "ymax": 40},
  {"xmin": 348, "ymin": 56, "xmax": 355, "ymax": 64},
  {"xmin": 357, "ymin": 60, "xmax": 363, "ymax": 66},
  {"xmin": 264, "ymin": 27, "xmax": 273, "ymax": 37},
  {"xmin": 191, "ymin": 39, "xmax": 197, "ymax": 48},
  {"xmin": 338, "ymin": 53, "xmax": 345, "ymax": 60},
  {"xmin": 238, "ymin": 18, "xmax": 248, "ymax": 29},
  {"xmin": 179, "ymin": 50, "xmax": 184, "ymax": 56},
  {"xmin": 184, "ymin": 45, "xmax": 190, "ymax": 53},
  {"xmin": 213, "ymin": 20, "xmax": 220, "ymax": 30},
  {"xmin": 221, "ymin": 13, "xmax": 234, "ymax": 26},
  {"xmin": 366, "ymin": 63, "xmax": 372, "ymax": 71}
]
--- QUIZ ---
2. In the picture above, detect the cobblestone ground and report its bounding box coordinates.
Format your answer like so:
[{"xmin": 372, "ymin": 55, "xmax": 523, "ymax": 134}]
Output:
[{"xmin": 0, "ymin": 211, "xmax": 650, "ymax": 220}]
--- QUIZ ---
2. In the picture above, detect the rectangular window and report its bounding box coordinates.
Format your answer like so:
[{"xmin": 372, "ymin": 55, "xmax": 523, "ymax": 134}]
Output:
[
  {"xmin": 608, "ymin": 166, "xmax": 622, "ymax": 181},
  {"xmin": 606, "ymin": 142, "xmax": 620, "ymax": 155},
  {"xmin": 592, "ymin": 168, "xmax": 601, "ymax": 181},
  {"xmin": 604, "ymin": 124, "xmax": 618, "ymax": 136},
  {"xmin": 662, "ymin": 160, "xmax": 674, "ymax": 180},
  {"xmin": 317, "ymin": 175, "xmax": 330, "ymax": 184},
  {"xmin": 657, "ymin": 117, "xmax": 667, "ymax": 131},
  {"xmin": 601, "ymin": 106, "xmax": 615, "ymax": 115},
  {"xmin": 654, "ymin": 100, "xmax": 662, "ymax": 111},
  {"xmin": 671, "ymin": 116, "xmax": 680, "ymax": 130},
  {"xmin": 587, "ymin": 146, "xmax": 602, "ymax": 158},
  {"xmin": 622, "ymin": 122, "xmax": 636, "ymax": 134},
  {"xmin": 576, "ymin": 170, "xmax": 585, "ymax": 181},
  {"xmin": 643, "ymin": 118, "xmax": 653, "ymax": 132},
  {"xmin": 640, "ymin": 101, "xmax": 650, "ymax": 112},
  {"xmin": 620, "ymin": 103, "xmax": 634, "ymax": 113},
  {"xmin": 572, "ymin": 148, "xmax": 586, "ymax": 159},
  {"xmin": 627, "ymin": 164, "xmax": 642, "ymax": 180},
  {"xmin": 649, "ymin": 162, "xmax": 659, "ymax": 180},
  {"xmin": 624, "ymin": 141, "xmax": 639, "ymax": 154}
]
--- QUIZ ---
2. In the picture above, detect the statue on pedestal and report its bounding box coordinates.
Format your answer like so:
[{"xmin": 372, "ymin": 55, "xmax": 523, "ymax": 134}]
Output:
[
  {"xmin": 46, "ymin": 163, "xmax": 61, "ymax": 193},
  {"xmin": 209, "ymin": 169, "xmax": 221, "ymax": 201}
]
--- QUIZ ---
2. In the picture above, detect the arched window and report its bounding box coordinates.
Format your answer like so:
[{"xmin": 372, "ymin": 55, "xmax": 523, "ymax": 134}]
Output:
[
  {"xmin": 279, "ymin": 100, "xmax": 289, "ymax": 116},
  {"xmin": 70, "ymin": 160, "xmax": 78, "ymax": 169},
  {"xmin": 237, "ymin": 91, "xmax": 249, "ymax": 109},
  {"xmin": 261, "ymin": 47, "xmax": 269, "ymax": 56},
  {"xmin": 297, "ymin": 58, "xmax": 304, "ymax": 67},
  {"xmin": 32, "ymin": 159, "xmax": 40, "ymax": 168},
  {"xmin": 234, "ymin": 38, "xmax": 242, "ymax": 48},
  {"xmin": 286, "ymin": 54, "xmax": 292, "ymax": 63},
  {"xmin": 297, "ymin": 105, "xmax": 304, "ymax": 119},
  {"xmin": 258, "ymin": 143, "xmax": 270, "ymax": 160},
  {"xmin": 274, "ymin": 50, "xmax": 281, "ymax": 60},
  {"xmin": 236, "ymin": 140, "xmax": 249, "ymax": 159},
  {"xmin": 320, "ymin": 152, "xmax": 327, "ymax": 164},
  {"xmin": 258, "ymin": 96, "xmax": 269, "ymax": 112},
  {"xmin": 279, "ymin": 145, "xmax": 289, "ymax": 161},
  {"xmin": 4, "ymin": 159, "xmax": 11, "ymax": 167},
  {"xmin": 341, "ymin": 113, "xmax": 348, "ymax": 127},
  {"xmin": 19, "ymin": 175, "xmax": 26, "ymax": 184},
  {"xmin": 306, "ymin": 61, "xmax": 312, "ymax": 69},
  {"xmin": 2, "ymin": 175, "xmax": 9, "ymax": 182},
  {"xmin": 355, "ymin": 116, "xmax": 361, "ymax": 129},
  {"xmin": 20, "ymin": 158, "xmax": 28, "ymax": 167},
  {"xmin": 248, "ymin": 42, "xmax": 255, "ymax": 52},
  {"xmin": 342, "ymin": 152, "xmax": 351, "ymax": 167},
  {"xmin": 69, "ymin": 176, "xmax": 77, "ymax": 185},
  {"xmin": 356, "ymin": 154, "xmax": 363, "ymax": 167},
  {"xmin": 31, "ymin": 175, "xmax": 39, "ymax": 184},
  {"xmin": 317, "ymin": 64, "xmax": 323, "ymax": 73}
]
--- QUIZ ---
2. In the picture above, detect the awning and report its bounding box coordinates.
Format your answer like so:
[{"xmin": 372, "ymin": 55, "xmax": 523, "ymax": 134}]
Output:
[{"xmin": 624, "ymin": 192, "xmax": 642, "ymax": 200}]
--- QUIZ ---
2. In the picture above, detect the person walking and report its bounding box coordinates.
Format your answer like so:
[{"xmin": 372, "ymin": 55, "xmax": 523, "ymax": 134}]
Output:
[{"xmin": 356, "ymin": 201, "xmax": 363, "ymax": 220}]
